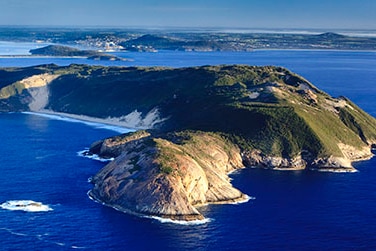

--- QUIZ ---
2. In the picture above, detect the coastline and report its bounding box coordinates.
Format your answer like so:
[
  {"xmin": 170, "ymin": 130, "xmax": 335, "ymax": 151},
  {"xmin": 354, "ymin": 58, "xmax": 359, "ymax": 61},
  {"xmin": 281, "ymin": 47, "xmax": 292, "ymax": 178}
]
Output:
[
  {"xmin": 87, "ymin": 190, "xmax": 211, "ymax": 225},
  {"xmin": 26, "ymin": 110, "xmax": 372, "ymax": 174},
  {"xmin": 0, "ymin": 55, "xmax": 87, "ymax": 59},
  {"xmin": 253, "ymin": 48, "xmax": 376, "ymax": 53},
  {"xmin": 23, "ymin": 110, "xmax": 135, "ymax": 134}
]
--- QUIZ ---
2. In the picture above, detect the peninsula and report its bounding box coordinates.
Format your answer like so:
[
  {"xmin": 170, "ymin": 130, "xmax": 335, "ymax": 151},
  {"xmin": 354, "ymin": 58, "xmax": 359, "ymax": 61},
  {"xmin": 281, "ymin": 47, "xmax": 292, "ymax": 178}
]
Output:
[{"xmin": 0, "ymin": 64, "xmax": 375, "ymax": 221}]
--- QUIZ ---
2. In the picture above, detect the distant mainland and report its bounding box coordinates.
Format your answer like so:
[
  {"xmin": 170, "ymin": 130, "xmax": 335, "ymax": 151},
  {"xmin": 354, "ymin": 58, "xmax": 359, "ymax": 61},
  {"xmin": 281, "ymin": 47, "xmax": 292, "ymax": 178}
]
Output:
[{"xmin": 0, "ymin": 26, "xmax": 376, "ymax": 52}]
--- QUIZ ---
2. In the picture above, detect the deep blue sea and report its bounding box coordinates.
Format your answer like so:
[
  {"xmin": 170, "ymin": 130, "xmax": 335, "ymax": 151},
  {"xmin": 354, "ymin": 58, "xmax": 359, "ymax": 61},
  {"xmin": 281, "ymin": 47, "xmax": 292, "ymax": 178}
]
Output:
[{"xmin": 1, "ymin": 42, "xmax": 376, "ymax": 250}]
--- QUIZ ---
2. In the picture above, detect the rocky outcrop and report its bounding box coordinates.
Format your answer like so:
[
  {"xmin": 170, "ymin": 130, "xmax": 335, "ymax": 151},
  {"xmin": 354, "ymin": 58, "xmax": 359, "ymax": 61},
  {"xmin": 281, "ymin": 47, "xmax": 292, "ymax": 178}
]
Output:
[
  {"xmin": 242, "ymin": 150, "xmax": 308, "ymax": 170},
  {"xmin": 88, "ymin": 130, "xmax": 374, "ymax": 221},
  {"xmin": 88, "ymin": 131, "xmax": 248, "ymax": 221},
  {"xmin": 242, "ymin": 146, "xmax": 373, "ymax": 172},
  {"xmin": 90, "ymin": 130, "xmax": 151, "ymax": 158}
]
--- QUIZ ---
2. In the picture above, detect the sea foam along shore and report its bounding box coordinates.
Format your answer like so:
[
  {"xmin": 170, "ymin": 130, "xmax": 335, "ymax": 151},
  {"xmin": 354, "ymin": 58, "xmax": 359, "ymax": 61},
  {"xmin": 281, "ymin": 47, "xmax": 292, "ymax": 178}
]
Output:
[
  {"xmin": 0, "ymin": 200, "xmax": 53, "ymax": 212},
  {"xmin": 77, "ymin": 149, "xmax": 114, "ymax": 162},
  {"xmin": 87, "ymin": 191, "xmax": 211, "ymax": 225},
  {"xmin": 23, "ymin": 110, "xmax": 135, "ymax": 134}
]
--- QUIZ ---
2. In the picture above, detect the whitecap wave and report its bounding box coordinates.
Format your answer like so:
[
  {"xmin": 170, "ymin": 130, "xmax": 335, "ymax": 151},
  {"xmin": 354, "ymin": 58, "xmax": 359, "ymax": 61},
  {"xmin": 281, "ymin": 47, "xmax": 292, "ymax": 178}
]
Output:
[
  {"xmin": 71, "ymin": 245, "xmax": 88, "ymax": 249},
  {"xmin": 313, "ymin": 168, "xmax": 358, "ymax": 173},
  {"xmin": 0, "ymin": 227, "xmax": 88, "ymax": 249},
  {"xmin": 228, "ymin": 168, "xmax": 244, "ymax": 175},
  {"xmin": 77, "ymin": 149, "xmax": 114, "ymax": 162},
  {"xmin": 0, "ymin": 200, "xmax": 53, "ymax": 212},
  {"xmin": 229, "ymin": 195, "xmax": 256, "ymax": 205},
  {"xmin": 145, "ymin": 215, "xmax": 211, "ymax": 225}
]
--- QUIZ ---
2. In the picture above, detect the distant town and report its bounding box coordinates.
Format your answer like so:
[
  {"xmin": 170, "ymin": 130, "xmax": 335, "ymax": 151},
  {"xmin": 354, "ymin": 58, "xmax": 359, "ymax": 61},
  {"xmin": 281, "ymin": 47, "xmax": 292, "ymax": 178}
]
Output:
[{"xmin": 1, "ymin": 26, "xmax": 376, "ymax": 52}]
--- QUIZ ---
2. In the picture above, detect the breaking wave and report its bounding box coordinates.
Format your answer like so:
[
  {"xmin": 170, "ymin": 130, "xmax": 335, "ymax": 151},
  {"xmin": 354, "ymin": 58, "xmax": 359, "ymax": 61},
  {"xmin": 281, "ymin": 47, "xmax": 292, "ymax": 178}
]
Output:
[
  {"xmin": 0, "ymin": 227, "xmax": 87, "ymax": 249},
  {"xmin": 0, "ymin": 200, "xmax": 53, "ymax": 212},
  {"xmin": 87, "ymin": 191, "xmax": 211, "ymax": 225},
  {"xmin": 77, "ymin": 149, "xmax": 114, "ymax": 162},
  {"xmin": 145, "ymin": 215, "xmax": 211, "ymax": 225},
  {"xmin": 229, "ymin": 195, "xmax": 256, "ymax": 205}
]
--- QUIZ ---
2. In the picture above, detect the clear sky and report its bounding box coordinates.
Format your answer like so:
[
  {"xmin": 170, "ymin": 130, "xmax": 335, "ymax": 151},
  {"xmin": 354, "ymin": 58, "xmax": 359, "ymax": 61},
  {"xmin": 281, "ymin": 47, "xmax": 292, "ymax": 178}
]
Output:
[{"xmin": 0, "ymin": 0, "xmax": 375, "ymax": 29}]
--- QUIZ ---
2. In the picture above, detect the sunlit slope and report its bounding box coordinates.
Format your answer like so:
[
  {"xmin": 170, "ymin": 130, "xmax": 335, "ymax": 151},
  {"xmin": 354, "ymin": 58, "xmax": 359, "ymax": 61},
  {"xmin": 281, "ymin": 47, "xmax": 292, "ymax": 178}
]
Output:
[{"xmin": 1, "ymin": 64, "xmax": 376, "ymax": 162}]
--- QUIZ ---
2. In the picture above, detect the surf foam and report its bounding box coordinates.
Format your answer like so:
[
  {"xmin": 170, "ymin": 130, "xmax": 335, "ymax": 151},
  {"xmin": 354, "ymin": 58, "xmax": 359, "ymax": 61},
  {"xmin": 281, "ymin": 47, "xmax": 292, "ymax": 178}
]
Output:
[
  {"xmin": 87, "ymin": 191, "xmax": 211, "ymax": 225},
  {"xmin": 0, "ymin": 200, "xmax": 53, "ymax": 212},
  {"xmin": 77, "ymin": 149, "xmax": 114, "ymax": 162},
  {"xmin": 145, "ymin": 215, "xmax": 211, "ymax": 225},
  {"xmin": 229, "ymin": 195, "xmax": 256, "ymax": 205}
]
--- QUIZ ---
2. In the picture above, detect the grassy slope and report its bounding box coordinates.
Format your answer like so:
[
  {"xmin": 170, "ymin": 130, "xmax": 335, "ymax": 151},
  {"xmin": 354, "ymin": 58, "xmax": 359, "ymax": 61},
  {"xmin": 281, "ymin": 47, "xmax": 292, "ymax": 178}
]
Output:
[
  {"xmin": 29, "ymin": 45, "xmax": 98, "ymax": 57},
  {"xmin": 1, "ymin": 64, "xmax": 376, "ymax": 159}
]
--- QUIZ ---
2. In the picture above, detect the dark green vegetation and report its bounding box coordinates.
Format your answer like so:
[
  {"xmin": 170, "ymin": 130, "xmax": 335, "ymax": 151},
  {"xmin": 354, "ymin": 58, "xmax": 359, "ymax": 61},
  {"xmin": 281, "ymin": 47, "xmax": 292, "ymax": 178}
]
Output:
[
  {"xmin": 120, "ymin": 32, "xmax": 376, "ymax": 51},
  {"xmin": 120, "ymin": 34, "xmax": 225, "ymax": 52},
  {"xmin": 1, "ymin": 64, "xmax": 376, "ymax": 163},
  {"xmin": 29, "ymin": 45, "xmax": 126, "ymax": 61},
  {"xmin": 30, "ymin": 45, "xmax": 98, "ymax": 57},
  {"xmin": 1, "ymin": 27, "xmax": 376, "ymax": 51}
]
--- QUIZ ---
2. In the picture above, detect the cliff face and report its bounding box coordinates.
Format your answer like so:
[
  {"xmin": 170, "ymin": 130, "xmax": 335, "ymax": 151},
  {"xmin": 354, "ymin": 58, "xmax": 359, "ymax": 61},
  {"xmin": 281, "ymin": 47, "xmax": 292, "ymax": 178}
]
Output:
[{"xmin": 89, "ymin": 131, "xmax": 247, "ymax": 221}]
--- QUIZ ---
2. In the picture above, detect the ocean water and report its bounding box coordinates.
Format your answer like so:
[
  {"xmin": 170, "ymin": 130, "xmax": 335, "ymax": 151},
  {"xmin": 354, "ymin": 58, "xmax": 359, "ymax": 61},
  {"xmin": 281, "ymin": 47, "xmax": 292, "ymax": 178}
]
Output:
[{"xmin": 1, "ymin": 42, "xmax": 376, "ymax": 250}]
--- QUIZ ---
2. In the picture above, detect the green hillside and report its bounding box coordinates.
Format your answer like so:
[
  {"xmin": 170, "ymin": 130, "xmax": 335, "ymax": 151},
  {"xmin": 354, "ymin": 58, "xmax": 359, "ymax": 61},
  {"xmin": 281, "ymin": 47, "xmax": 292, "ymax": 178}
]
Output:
[{"xmin": 0, "ymin": 64, "xmax": 375, "ymax": 166}]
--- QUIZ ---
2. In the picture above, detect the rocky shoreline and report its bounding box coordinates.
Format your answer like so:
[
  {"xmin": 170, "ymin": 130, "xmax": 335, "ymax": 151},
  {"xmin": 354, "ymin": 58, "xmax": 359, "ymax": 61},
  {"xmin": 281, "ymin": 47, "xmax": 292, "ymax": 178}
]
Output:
[
  {"xmin": 23, "ymin": 110, "xmax": 374, "ymax": 221},
  {"xmin": 85, "ymin": 129, "xmax": 374, "ymax": 221},
  {"xmin": 25, "ymin": 110, "xmax": 374, "ymax": 221},
  {"xmin": 27, "ymin": 110, "xmax": 374, "ymax": 222}
]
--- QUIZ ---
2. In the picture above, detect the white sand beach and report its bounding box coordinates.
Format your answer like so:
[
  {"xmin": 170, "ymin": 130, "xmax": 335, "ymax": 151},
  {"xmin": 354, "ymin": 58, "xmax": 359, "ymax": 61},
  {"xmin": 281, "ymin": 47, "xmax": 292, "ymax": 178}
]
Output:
[{"xmin": 24, "ymin": 110, "xmax": 136, "ymax": 134}]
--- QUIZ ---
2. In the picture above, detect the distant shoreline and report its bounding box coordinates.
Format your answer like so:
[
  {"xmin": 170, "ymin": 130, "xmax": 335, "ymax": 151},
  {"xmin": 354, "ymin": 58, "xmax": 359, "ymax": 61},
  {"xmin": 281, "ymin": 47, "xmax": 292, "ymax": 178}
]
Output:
[
  {"xmin": 252, "ymin": 48, "xmax": 376, "ymax": 53},
  {"xmin": 0, "ymin": 55, "xmax": 87, "ymax": 59},
  {"xmin": 1, "ymin": 49, "xmax": 375, "ymax": 59}
]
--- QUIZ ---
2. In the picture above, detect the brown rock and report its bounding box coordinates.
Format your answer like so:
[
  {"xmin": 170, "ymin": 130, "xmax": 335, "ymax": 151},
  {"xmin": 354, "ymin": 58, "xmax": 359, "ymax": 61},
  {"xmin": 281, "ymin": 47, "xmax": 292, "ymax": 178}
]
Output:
[{"xmin": 89, "ymin": 131, "xmax": 247, "ymax": 221}]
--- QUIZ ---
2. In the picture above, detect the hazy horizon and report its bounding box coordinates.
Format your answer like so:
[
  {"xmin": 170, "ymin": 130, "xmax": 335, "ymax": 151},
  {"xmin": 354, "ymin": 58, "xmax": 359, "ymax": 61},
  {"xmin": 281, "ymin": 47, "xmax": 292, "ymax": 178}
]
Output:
[{"xmin": 0, "ymin": 0, "xmax": 375, "ymax": 30}]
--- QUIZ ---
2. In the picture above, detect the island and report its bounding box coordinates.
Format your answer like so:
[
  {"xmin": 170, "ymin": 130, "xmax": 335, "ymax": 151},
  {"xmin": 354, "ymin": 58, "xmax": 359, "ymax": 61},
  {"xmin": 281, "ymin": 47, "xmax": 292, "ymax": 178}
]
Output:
[
  {"xmin": 0, "ymin": 64, "xmax": 375, "ymax": 221},
  {"xmin": 29, "ymin": 45, "xmax": 127, "ymax": 61}
]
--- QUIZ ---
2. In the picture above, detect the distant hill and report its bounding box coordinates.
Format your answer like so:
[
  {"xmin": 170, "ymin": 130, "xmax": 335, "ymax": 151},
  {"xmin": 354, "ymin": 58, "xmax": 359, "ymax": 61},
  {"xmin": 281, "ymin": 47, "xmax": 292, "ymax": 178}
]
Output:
[
  {"xmin": 2, "ymin": 27, "xmax": 376, "ymax": 51},
  {"xmin": 30, "ymin": 45, "xmax": 97, "ymax": 57},
  {"xmin": 118, "ymin": 32, "xmax": 376, "ymax": 51},
  {"xmin": 30, "ymin": 45, "xmax": 126, "ymax": 61},
  {"xmin": 120, "ymin": 34, "xmax": 225, "ymax": 51},
  {"xmin": 316, "ymin": 32, "xmax": 347, "ymax": 39}
]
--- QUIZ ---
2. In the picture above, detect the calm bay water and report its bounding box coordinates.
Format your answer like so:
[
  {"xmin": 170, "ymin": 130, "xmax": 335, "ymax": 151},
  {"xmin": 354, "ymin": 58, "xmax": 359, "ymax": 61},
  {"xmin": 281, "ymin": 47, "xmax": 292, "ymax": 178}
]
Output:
[{"xmin": 0, "ymin": 42, "xmax": 376, "ymax": 250}]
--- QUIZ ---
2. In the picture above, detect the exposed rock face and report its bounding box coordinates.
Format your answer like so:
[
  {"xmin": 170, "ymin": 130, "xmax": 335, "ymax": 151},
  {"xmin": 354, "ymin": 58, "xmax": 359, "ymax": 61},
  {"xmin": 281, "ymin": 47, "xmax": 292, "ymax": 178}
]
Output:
[
  {"xmin": 242, "ymin": 150, "xmax": 308, "ymax": 170},
  {"xmin": 0, "ymin": 73, "xmax": 60, "ymax": 111},
  {"xmin": 242, "ymin": 146, "xmax": 373, "ymax": 172},
  {"xmin": 88, "ymin": 130, "xmax": 374, "ymax": 221},
  {"xmin": 89, "ymin": 131, "xmax": 247, "ymax": 221},
  {"xmin": 90, "ymin": 130, "xmax": 151, "ymax": 158},
  {"xmin": 105, "ymin": 108, "xmax": 168, "ymax": 129}
]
